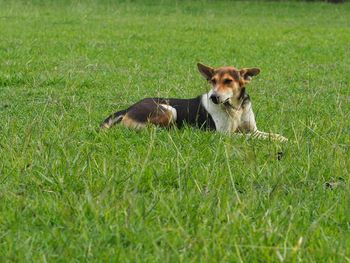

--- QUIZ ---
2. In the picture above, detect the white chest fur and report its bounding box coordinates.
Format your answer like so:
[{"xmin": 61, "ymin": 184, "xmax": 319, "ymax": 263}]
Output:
[
  {"xmin": 201, "ymin": 93, "xmax": 241, "ymax": 132},
  {"xmin": 201, "ymin": 93, "xmax": 258, "ymax": 133}
]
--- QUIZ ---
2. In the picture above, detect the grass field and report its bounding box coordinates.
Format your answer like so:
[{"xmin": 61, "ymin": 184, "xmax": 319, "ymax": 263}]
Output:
[{"xmin": 1, "ymin": 0, "xmax": 350, "ymax": 261}]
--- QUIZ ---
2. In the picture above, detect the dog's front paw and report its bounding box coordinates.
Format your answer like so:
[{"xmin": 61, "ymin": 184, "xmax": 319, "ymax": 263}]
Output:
[{"xmin": 277, "ymin": 135, "xmax": 288, "ymax": 142}]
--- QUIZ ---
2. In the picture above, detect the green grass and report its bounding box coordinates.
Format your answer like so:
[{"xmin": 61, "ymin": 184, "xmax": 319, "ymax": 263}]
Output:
[{"xmin": 1, "ymin": 0, "xmax": 350, "ymax": 261}]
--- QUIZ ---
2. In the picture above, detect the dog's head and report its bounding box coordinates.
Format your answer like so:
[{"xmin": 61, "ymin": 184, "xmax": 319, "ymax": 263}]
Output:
[{"xmin": 197, "ymin": 63, "xmax": 260, "ymax": 105}]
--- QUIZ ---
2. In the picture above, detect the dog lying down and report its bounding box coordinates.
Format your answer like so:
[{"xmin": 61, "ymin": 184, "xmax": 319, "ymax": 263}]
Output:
[{"xmin": 101, "ymin": 63, "xmax": 288, "ymax": 142}]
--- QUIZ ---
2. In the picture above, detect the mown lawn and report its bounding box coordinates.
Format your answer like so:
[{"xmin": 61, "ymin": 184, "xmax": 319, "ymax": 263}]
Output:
[{"xmin": 0, "ymin": 0, "xmax": 350, "ymax": 261}]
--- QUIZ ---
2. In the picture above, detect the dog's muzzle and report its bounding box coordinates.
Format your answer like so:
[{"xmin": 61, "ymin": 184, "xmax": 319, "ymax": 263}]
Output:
[
  {"xmin": 210, "ymin": 95, "xmax": 231, "ymax": 106},
  {"xmin": 210, "ymin": 95, "xmax": 220, "ymax": 104}
]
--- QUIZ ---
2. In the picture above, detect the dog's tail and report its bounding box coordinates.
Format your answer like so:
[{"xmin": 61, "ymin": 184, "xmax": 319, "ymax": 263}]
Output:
[{"xmin": 100, "ymin": 109, "xmax": 127, "ymax": 129}]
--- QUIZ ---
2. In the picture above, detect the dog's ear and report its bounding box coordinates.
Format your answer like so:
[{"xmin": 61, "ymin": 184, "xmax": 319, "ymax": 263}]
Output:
[
  {"xmin": 197, "ymin": 63, "xmax": 215, "ymax": 81},
  {"xmin": 239, "ymin": 68, "xmax": 260, "ymax": 84}
]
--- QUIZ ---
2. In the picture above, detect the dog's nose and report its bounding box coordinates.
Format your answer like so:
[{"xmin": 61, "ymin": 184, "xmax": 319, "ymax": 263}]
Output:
[{"xmin": 210, "ymin": 95, "xmax": 220, "ymax": 104}]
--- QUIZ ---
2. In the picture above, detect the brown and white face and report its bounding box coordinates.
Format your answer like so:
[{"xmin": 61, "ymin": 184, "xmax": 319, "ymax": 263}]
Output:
[{"xmin": 197, "ymin": 63, "xmax": 260, "ymax": 105}]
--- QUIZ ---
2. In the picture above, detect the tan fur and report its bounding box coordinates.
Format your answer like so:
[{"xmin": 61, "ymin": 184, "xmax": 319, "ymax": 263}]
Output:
[
  {"xmin": 120, "ymin": 107, "xmax": 175, "ymax": 129},
  {"xmin": 120, "ymin": 114, "xmax": 146, "ymax": 129},
  {"xmin": 148, "ymin": 108, "xmax": 174, "ymax": 126}
]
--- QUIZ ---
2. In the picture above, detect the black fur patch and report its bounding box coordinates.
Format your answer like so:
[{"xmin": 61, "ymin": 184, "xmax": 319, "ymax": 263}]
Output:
[{"xmin": 238, "ymin": 87, "xmax": 251, "ymax": 107}]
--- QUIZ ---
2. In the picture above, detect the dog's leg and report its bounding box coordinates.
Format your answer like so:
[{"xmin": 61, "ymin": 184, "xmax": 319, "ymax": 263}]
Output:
[
  {"xmin": 119, "ymin": 114, "xmax": 146, "ymax": 129},
  {"xmin": 100, "ymin": 110, "xmax": 127, "ymax": 129},
  {"xmin": 118, "ymin": 103, "xmax": 177, "ymax": 129},
  {"xmin": 147, "ymin": 104, "xmax": 177, "ymax": 127},
  {"xmin": 251, "ymin": 130, "xmax": 288, "ymax": 142},
  {"xmin": 238, "ymin": 103, "xmax": 287, "ymax": 142},
  {"xmin": 234, "ymin": 131, "xmax": 287, "ymax": 142}
]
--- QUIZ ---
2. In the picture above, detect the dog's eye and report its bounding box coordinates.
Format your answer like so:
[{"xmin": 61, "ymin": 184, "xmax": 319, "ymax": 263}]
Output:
[
  {"xmin": 224, "ymin": 79, "xmax": 232, "ymax": 85},
  {"xmin": 210, "ymin": 78, "xmax": 216, "ymax": 84}
]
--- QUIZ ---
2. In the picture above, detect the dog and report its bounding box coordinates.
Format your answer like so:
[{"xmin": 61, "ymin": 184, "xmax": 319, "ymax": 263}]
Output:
[{"xmin": 100, "ymin": 63, "xmax": 288, "ymax": 142}]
